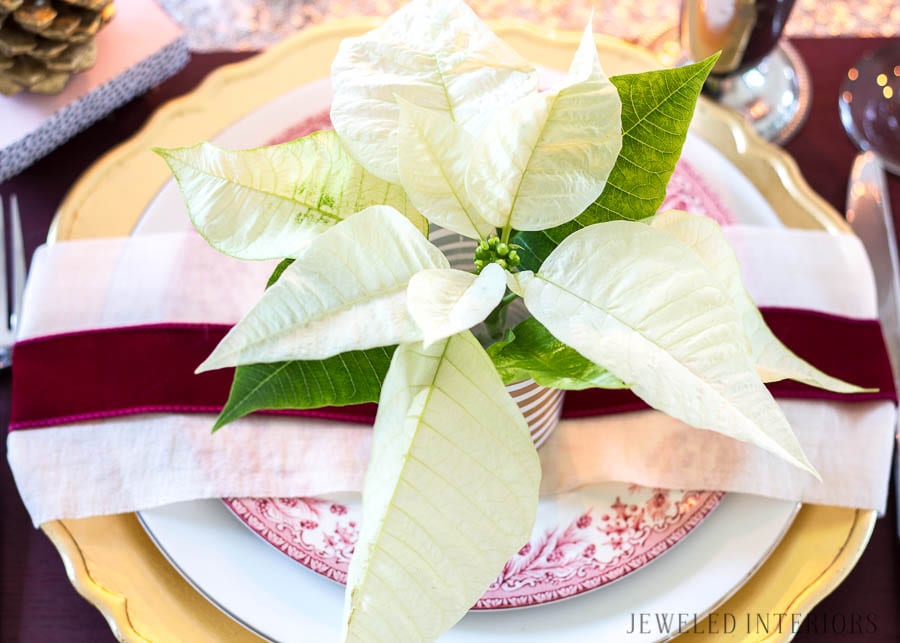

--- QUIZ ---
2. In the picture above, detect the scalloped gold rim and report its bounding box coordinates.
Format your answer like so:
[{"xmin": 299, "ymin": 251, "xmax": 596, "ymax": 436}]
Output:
[
  {"xmin": 41, "ymin": 18, "xmax": 873, "ymax": 643},
  {"xmin": 42, "ymin": 521, "xmax": 143, "ymax": 643}
]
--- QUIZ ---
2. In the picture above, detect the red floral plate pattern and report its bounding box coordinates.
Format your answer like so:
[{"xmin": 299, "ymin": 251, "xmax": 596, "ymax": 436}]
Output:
[{"xmin": 224, "ymin": 487, "xmax": 723, "ymax": 610}]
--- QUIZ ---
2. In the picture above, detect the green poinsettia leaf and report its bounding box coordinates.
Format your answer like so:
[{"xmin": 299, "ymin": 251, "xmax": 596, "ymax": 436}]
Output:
[
  {"xmin": 512, "ymin": 54, "xmax": 719, "ymax": 271},
  {"xmin": 520, "ymin": 220, "xmax": 817, "ymax": 475},
  {"xmin": 265, "ymin": 258, "xmax": 294, "ymax": 289},
  {"xmin": 579, "ymin": 54, "xmax": 719, "ymax": 224},
  {"xmin": 342, "ymin": 331, "xmax": 540, "ymax": 641},
  {"xmin": 154, "ymin": 130, "xmax": 426, "ymax": 261},
  {"xmin": 213, "ymin": 347, "xmax": 396, "ymax": 431},
  {"xmin": 487, "ymin": 317, "xmax": 626, "ymax": 390}
]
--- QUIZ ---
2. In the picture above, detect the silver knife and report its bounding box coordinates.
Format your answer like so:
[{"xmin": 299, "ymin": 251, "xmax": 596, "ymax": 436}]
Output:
[{"xmin": 845, "ymin": 150, "xmax": 900, "ymax": 537}]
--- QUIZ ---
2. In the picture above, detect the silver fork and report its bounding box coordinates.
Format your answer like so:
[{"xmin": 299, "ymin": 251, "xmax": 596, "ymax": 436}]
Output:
[{"xmin": 0, "ymin": 194, "xmax": 25, "ymax": 368}]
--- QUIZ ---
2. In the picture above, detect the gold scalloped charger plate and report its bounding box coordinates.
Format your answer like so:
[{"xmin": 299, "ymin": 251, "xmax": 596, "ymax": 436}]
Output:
[{"xmin": 43, "ymin": 18, "xmax": 874, "ymax": 643}]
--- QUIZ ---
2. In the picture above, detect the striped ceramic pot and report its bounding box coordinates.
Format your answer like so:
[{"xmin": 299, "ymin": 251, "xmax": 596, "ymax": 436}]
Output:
[
  {"xmin": 431, "ymin": 226, "xmax": 565, "ymax": 449},
  {"xmin": 506, "ymin": 379, "xmax": 565, "ymax": 449}
]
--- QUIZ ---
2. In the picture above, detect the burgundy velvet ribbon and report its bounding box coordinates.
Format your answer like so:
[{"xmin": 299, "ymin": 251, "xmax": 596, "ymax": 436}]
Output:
[{"xmin": 8, "ymin": 307, "xmax": 897, "ymax": 431}]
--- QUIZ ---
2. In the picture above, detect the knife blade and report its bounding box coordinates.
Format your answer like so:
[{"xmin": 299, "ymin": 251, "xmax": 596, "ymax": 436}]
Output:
[{"xmin": 845, "ymin": 150, "xmax": 900, "ymax": 537}]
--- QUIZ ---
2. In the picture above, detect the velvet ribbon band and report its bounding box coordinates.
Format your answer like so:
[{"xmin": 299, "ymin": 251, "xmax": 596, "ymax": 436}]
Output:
[{"xmin": 9, "ymin": 307, "xmax": 896, "ymax": 431}]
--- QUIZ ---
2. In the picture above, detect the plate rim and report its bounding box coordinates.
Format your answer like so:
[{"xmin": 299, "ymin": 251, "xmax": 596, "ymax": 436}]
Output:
[
  {"xmin": 39, "ymin": 16, "xmax": 873, "ymax": 643},
  {"xmin": 137, "ymin": 492, "xmax": 799, "ymax": 643}
]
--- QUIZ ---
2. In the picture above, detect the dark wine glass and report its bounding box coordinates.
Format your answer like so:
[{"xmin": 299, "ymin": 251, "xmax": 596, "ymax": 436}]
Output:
[{"xmin": 680, "ymin": 0, "xmax": 810, "ymax": 144}]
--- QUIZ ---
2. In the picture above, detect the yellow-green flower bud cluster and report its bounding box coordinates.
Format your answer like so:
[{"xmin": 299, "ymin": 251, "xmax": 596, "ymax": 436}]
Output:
[{"xmin": 473, "ymin": 236, "xmax": 521, "ymax": 274}]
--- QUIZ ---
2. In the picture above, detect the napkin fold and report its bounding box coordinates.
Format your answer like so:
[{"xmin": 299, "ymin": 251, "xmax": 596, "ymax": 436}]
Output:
[{"xmin": 7, "ymin": 228, "xmax": 897, "ymax": 525}]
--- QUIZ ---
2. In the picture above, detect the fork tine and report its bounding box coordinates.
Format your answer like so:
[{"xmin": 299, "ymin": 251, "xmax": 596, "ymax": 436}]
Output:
[
  {"xmin": 10, "ymin": 194, "xmax": 24, "ymax": 334},
  {"xmin": 0, "ymin": 197, "xmax": 7, "ymax": 334}
]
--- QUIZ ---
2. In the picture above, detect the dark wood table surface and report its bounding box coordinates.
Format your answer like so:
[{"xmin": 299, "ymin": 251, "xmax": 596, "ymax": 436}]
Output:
[{"xmin": 2, "ymin": 38, "xmax": 899, "ymax": 642}]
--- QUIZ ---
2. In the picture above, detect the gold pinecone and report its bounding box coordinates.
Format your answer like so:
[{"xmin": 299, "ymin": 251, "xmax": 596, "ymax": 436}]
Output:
[{"xmin": 0, "ymin": 0, "xmax": 115, "ymax": 96}]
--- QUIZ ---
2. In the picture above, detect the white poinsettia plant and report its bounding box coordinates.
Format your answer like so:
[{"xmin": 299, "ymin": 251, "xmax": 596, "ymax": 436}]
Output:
[{"xmin": 158, "ymin": 0, "xmax": 863, "ymax": 640}]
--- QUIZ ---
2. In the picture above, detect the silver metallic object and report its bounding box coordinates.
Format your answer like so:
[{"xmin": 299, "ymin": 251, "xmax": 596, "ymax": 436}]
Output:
[
  {"xmin": 845, "ymin": 151, "xmax": 900, "ymax": 538},
  {"xmin": 0, "ymin": 194, "xmax": 26, "ymax": 369}
]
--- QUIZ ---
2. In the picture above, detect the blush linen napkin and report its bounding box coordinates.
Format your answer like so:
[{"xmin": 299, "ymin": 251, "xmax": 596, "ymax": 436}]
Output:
[{"xmin": 6, "ymin": 227, "xmax": 897, "ymax": 526}]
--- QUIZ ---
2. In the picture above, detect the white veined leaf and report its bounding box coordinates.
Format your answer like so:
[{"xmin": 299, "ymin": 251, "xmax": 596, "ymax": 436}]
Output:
[
  {"xmin": 197, "ymin": 206, "xmax": 447, "ymax": 371},
  {"xmin": 407, "ymin": 263, "xmax": 507, "ymax": 347},
  {"xmin": 520, "ymin": 221, "xmax": 817, "ymax": 474},
  {"xmin": 465, "ymin": 23, "xmax": 622, "ymax": 231},
  {"xmin": 398, "ymin": 99, "xmax": 495, "ymax": 240},
  {"xmin": 342, "ymin": 331, "xmax": 540, "ymax": 642},
  {"xmin": 651, "ymin": 210, "xmax": 867, "ymax": 393},
  {"xmin": 330, "ymin": 0, "xmax": 538, "ymax": 183},
  {"xmin": 155, "ymin": 131, "xmax": 426, "ymax": 260}
]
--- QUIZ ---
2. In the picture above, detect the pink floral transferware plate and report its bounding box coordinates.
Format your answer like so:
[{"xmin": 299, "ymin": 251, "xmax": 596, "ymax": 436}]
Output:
[
  {"xmin": 217, "ymin": 108, "xmax": 732, "ymax": 611},
  {"xmin": 224, "ymin": 486, "xmax": 723, "ymax": 610}
]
